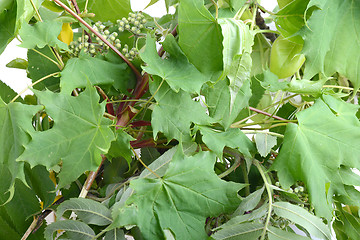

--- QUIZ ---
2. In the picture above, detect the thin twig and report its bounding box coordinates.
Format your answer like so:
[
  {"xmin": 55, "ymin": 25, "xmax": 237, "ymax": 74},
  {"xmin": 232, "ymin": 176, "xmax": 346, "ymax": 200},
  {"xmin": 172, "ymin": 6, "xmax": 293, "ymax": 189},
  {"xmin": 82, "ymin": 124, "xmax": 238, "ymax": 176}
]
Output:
[
  {"xmin": 249, "ymin": 106, "xmax": 286, "ymax": 121},
  {"xmin": 52, "ymin": 0, "xmax": 142, "ymax": 82},
  {"xmin": 218, "ymin": 149, "xmax": 243, "ymax": 179},
  {"xmin": 78, "ymin": 156, "xmax": 106, "ymax": 198},
  {"xmin": 21, "ymin": 217, "xmax": 38, "ymax": 240},
  {"xmin": 10, "ymin": 72, "xmax": 60, "ymax": 103}
]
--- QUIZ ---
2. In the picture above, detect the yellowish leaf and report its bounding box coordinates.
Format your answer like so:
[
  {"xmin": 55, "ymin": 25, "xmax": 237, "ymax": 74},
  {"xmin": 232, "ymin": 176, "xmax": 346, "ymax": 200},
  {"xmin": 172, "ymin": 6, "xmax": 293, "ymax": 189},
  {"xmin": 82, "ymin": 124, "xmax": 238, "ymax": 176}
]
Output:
[{"xmin": 58, "ymin": 23, "xmax": 73, "ymax": 45}]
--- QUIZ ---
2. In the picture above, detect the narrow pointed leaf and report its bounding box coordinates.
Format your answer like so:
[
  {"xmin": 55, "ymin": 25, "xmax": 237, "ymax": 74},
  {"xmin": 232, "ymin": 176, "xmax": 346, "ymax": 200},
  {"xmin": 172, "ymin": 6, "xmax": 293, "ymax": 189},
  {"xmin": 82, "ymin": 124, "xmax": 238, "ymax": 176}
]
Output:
[
  {"xmin": 267, "ymin": 226, "xmax": 311, "ymax": 240},
  {"xmin": 211, "ymin": 222, "xmax": 263, "ymax": 240},
  {"xmin": 273, "ymin": 202, "xmax": 331, "ymax": 240},
  {"xmin": 57, "ymin": 198, "xmax": 112, "ymax": 226},
  {"xmin": 45, "ymin": 220, "xmax": 95, "ymax": 240}
]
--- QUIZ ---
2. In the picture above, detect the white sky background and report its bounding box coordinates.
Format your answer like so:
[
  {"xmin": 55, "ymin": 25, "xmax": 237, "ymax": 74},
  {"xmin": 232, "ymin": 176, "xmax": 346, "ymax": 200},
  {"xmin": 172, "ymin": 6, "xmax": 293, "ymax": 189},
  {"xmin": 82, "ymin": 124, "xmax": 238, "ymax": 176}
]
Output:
[{"xmin": 0, "ymin": 0, "xmax": 277, "ymax": 96}]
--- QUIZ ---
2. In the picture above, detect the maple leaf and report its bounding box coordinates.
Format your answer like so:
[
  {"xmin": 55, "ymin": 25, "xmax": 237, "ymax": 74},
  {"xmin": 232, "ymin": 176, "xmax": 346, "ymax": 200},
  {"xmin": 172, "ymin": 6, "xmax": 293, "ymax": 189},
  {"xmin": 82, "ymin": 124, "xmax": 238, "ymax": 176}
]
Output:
[
  {"xmin": 140, "ymin": 34, "xmax": 208, "ymax": 94},
  {"xmin": 150, "ymin": 77, "xmax": 211, "ymax": 142},
  {"xmin": 0, "ymin": 97, "xmax": 42, "ymax": 192},
  {"xmin": 272, "ymin": 95, "xmax": 360, "ymax": 219},
  {"xmin": 300, "ymin": 0, "xmax": 360, "ymax": 89},
  {"xmin": 17, "ymin": 86, "xmax": 115, "ymax": 188},
  {"xmin": 112, "ymin": 150, "xmax": 244, "ymax": 239}
]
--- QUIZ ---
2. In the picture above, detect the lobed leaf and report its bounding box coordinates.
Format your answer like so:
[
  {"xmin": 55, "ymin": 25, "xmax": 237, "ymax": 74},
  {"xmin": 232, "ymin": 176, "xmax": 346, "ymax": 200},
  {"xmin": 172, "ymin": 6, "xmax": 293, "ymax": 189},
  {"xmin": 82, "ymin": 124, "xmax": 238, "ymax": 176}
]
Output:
[
  {"xmin": 272, "ymin": 95, "xmax": 360, "ymax": 219},
  {"xmin": 141, "ymin": 34, "xmax": 208, "ymax": 94},
  {"xmin": 17, "ymin": 86, "xmax": 115, "ymax": 188},
  {"xmin": 112, "ymin": 150, "xmax": 244, "ymax": 239}
]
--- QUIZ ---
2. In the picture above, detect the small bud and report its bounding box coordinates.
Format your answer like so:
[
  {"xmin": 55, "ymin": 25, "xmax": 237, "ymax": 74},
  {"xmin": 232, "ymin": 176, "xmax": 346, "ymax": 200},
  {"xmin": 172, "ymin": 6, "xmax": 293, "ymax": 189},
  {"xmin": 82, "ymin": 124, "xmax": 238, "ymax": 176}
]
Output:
[{"xmin": 104, "ymin": 30, "xmax": 110, "ymax": 35}]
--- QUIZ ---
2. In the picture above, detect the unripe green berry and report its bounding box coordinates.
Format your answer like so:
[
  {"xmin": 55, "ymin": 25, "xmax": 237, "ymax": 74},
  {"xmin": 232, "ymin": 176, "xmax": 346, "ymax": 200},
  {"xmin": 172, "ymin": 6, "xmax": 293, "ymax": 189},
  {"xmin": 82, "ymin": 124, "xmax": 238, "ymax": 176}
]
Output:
[
  {"xmin": 139, "ymin": 24, "xmax": 144, "ymax": 29},
  {"xmin": 95, "ymin": 22, "xmax": 100, "ymax": 27},
  {"xmin": 115, "ymin": 43, "xmax": 121, "ymax": 48},
  {"xmin": 100, "ymin": 25, "xmax": 105, "ymax": 30},
  {"xmin": 125, "ymin": 24, "xmax": 130, "ymax": 30},
  {"xmin": 84, "ymin": 42, "xmax": 89, "ymax": 47},
  {"xmin": 294, "ymin": 187, "xmax": 299, "ymax": 193},
  {"xmin": 104, "ymin": 30, "xmax": 110, "ymax": 35},
  {"xmin": 141, "ymin": 18, "xmax": 147, "ymax": 24},
  {"xmin": 115, "ymin": 39, "xmax": 120, "ymax": 43},
  {"xmin": 110, "ymin": 36, "xmax": 116, "ymax": 41},
  {"xmin": 130, "ymin": 13, "xmax": 136, "ymax": 18},
  {"xmin": 90, "ymin": 49, "xmax": 96, "ymax": 54},
  {"xmin": 131, "ymin": 26, "xmax": 137, "ymax": 32},
  {"xmin": 118, "ymin": 27, "xmax": 124, "ymax": 32},
  {"xmin": 90, "ymin": 44, "xmax": 95, "ymax": 49},
  {"xmin": 122, "ymin": 48, "xmax": 128, "ymax": 53},
  {"xmin": 113, "ymin": 32, "xmax": 118, "ymax": 37},
  {"xmin": 136, "ymin": 29, "xmax": 141, "ymax": 35},
  {"xmin": 134, "ymin": 20, "xmax": 139, "ymax": 26},
  {"xmin": 125, "ymin": 53, "xmax": 130, "ymax": 58},
  {"xmin": 129, "ymin": 50, "xmax": 135, "ymax": 56},
  {"xmin": 84, "ymin": 35, "xmax": 89, "ymax": 40},
  {"xmin": 77, "ymin": 37, "xmax": 82, "ymax": 42}
]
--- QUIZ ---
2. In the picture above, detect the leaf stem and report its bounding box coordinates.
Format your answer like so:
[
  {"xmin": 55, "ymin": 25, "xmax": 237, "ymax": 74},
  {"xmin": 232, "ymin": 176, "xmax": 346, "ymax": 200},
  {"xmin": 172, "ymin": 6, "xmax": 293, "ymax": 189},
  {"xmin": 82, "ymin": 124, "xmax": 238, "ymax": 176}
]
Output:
[
  {"xmin": 249, "ymin": 106, "xmax": 287, "ymax": 121},
  {"xmin": 323, "ymin": 85, "xmax": 360, "ymax": 92},
  {"xmin": 218, "ymin": 149, "xmax": 243, "ymax": 179},
  {"xmin": 10, "ymin": 72, "xmax": 60, "ymax": 103},
  {"xmin": 29, "ymin": 0, "xmax": 42, "ymax": 21},
  {"xmin": 78, "ymin": 155, "xmax": 106, "ymax": 198},
  {"xmin": 30, "ymin": 48, "xmax": 62, "ymax": 69},
  {"xmin": 131, "ymin": 146, "xmax": 160, "ymax": 178},
  {"xmin": 52, "ymin": 0, "xmax": 142, "ymax": 82},
  {"xmin": 21, "ymin": 217, "xmax": 38, "ymax": 240},
  {"xmin": 242, "ymin": 130, "xmax": 284, "ymax": 138},
  {"xmin": 232, "ymin": 94, "xmax": 299, "ymax": 126},
  {"xmin": 254, "ymin": 160, "xmax": 273, "ymax": 240},
  {"xmin": 250, "ymin": 4, "xmax": 258, "ymax": 31},
  {"xmin": 234, "ymin": 119, "xmax": 297, "ymax": 129},
  {"xmin": 210, "ymin": 0, "xmax": 218, "ymax": 19}
]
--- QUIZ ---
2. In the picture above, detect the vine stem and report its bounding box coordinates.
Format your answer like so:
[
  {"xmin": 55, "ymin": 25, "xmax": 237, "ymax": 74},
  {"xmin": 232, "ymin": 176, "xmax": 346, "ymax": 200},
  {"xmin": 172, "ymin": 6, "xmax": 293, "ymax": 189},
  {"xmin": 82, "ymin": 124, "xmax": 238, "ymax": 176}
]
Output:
[
  {"xmin": 78, "ymin": 155, "xmax": 106, "ymax": 198},
  {"xmin": 248, "ymin": 106, "xmax": 287, "ymax": 121},
  {"xmin": 232, "ymin": 94, "xmax": 299, "ymax": 126},
  {"xmin": 218, "ymin": 148, "xmax": 242, "ymax": 179},
  {"xmin": 254, "ymin": 160, "xmax": 273, "ymax": 240},
  {"xmin": 323, "ymin": 85, "xmax": 360, "ymax": 92},
  {"xmin": 21, "ymin": 217, "xmax": 37, "ymax": 240},
  {"xmin": 242, "ymin": 130, "xmax": 284, "ymax": 138},
  {"xmin": 29, "ymin": 0, "xmax": 42, "ymax": 21},
  {"xmin": 10, "ymin": 72, "xmax": 60, "ymax": 103},
  {"xmin": 52, "ymin": 0, "xmax": 142, "ymax": 82}
]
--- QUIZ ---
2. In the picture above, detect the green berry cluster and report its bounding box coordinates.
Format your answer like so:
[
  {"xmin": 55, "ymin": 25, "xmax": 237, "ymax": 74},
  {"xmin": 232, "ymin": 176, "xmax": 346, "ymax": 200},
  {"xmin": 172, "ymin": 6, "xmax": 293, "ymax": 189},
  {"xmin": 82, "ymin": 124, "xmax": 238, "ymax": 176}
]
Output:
[
  {"xmin": 69, "ymin": 21, "xmax": 121, "ymax": 57},
  {"xmin": 116, "ymin": 12, "xmax": 146, "ymax": 35}
]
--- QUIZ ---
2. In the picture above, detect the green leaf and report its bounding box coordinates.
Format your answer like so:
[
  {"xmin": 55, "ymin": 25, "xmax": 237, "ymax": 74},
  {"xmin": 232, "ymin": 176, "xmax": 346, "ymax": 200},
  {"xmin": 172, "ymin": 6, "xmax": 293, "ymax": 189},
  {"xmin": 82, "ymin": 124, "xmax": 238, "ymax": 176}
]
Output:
[
  {"xmin": 257, "ymin": 69, "xmax": 288, "ymax": 92},
  {"xmin": 255, "ymin": 133, "xmax": 277, "ymax": 157},
  {"xmin": 232, "ymin": 186, "xmax": 265, "ymax": 216},
  {"xmin": 0, "ymin": 97, "xmax": 43, "ymax": 192},
  {"xmin": 107, "ymin": 129, "xmax": 134, "ymax": 165},
  {"xmin": 75, "ymin": 0, "xmax": 131, "ymax": 23},
  {"xmin": 267, "ymin": 226, "xmax": 311, "ymax": 240},
  {"xmin": 333, "ymin": 206, "xmax": 360, "ymax": 240},
  {"xmin": 140, "ymin": 34, "xmax": 208, "ymax": 94},
  {"xmin": 139, "ymin": 143, "xmax": 198, "ymax": 179},
  {"xmin": 60, "ymin": 53, "xmax": 127, "ymax": 94},
  {"xmin": 19, "ymin": 20, "xmax": 68, "ymax": 50},
  {"xmin": 6, "ymin": 58, "xmax": 28, "ymax": 69},
  {"xmin": 0, "ymin": 166, "xmax": 45, "ymax": 240},
  {"xmin": 273, "ymin": 202, "xmax": 331, "ymax": 239},
  {"xmin": 272, "ymin": 95, "xmax": 360, "ymax": 219},
  {"xmin": 57, "ymin": 198, "xmax": 112, "ymax": 226},
  {"xmin": 251, "ymin": 34, "xmax": 271, "ymax": 76},
  {"xmin": 45, "ymin": 220, "xmax": 95, "ymax": 240},
  {"xmin": 0, "ymin": 1, "xmax": 16, "ymax": 54},
  {"xmin": 0, "ymin": 81, "xmax": 18, "ymax": 103},
  {"xmin": 104, "ymin": 229, "xmax": 126, "ymax": 240},
  {"xmin": 275, "ymin": 0, "xmax": 309, "ymax": 41},
  {"xmin": 211, "ymin": 222, "xmax": 263, "ymax": 240},
  {"xmin": 199, "ymin": 126, "xmax": 255, "ymax": 158},
  {"xmin": 300, "ymin": 0, "xmax": 360, "ymax": 89},
  {"xmin": 202, "ymin": 79, "xmax": 251, "ymax": 130},
  {"xmin": 178, "ymin": 0, "xmax": 223, "ymax": 79},
  {"xmin": 270, "ymin": 35, "xmax": 305, "ymax": 79},
  {"xmin": 24, "ymin": 164, "xmax": 56, "ymax": 209},
  {"xmin": 218, "ymin": 18, "xmax": 253, "ymax": 80},
  {"xmin": 27, "ymin": 47, "xmax": 61, "ymax": 92},
  {"xmin": 112, "ymin": 151, "xmax": 244, "ymax": 239},
  {"xmin": 17, "ymin": 86, "xmax": 115, "ymax": 188},
  {"xmin": 150, "ymin": 77, "xmax": 211, "ymax": 141}
]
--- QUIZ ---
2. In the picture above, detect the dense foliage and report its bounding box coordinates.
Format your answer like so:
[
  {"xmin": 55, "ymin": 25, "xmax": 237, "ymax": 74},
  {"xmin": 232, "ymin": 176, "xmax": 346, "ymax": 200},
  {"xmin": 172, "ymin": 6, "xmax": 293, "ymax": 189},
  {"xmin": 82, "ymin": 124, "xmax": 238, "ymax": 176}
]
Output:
[{"xmin": 1, "ymin": 0, "xmax": 360, "ymax": 239}]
